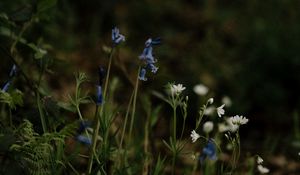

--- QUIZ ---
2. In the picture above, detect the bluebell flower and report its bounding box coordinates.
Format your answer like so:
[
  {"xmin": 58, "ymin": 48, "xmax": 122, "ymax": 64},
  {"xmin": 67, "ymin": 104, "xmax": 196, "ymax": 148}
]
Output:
[
  {"xmin": 138, "ymin": 68, "xmax": 148, "ymax": 81},
  {"xmin": 199, "ymin": 139, "xmax": 217, "ymax": 163},
  {"xmin": 1, "ymin": 80, "xmax": 11, "ymax": 92},
  {"xmin": 98, "ymin": 66, "xmax": 105, "ymax": 86},
  {"xmin": 138, "ymin": 38, "xmax": 161, "ymax": 81},
  {"xmin": 78, "ymin": 120, "xmax": 92, "ymax": 134},
  {"xmin": 76, "ymin": 135, "xmax": 92, "ymax": 145},
  {"xmin": 96, "ymin": 85, "xmax": 103, "ymax": 105},
  {"xmin": 147, "ymin": 63, "xmax": 158, "ymax": 73},
  {"xmin": 139, "ymin": 47, "xmax": 156, "ymax": 64},
  {"xmin": 112, "ymin": 27, "xmax": 125, "ymax": 46},
  {"xmin": 9, "ymin": 64, "xmax": 17, "ymax": 77}
]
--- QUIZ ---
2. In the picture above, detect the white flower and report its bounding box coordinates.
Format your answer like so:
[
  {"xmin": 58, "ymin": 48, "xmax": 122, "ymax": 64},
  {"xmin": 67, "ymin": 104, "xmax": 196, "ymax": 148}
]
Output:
[
  {"xmin": 230, "ymin": 115, "xmax": 249, "ymax": 125},
  {"xmin": 193, "ymin": 84, "xmax": 209, "ymax": 96},
  {"xmin": 257, "ymin": 165, "xmax": 270, "ymax": 174},
  {"xmin": 207, "ymin": 98, "xmax": 214, "ymax": 105},
  {"xmin": 217, "ymin": 104, "xmax": 225, "ymax": 117},
  {"xmin": 203, "ymin": 121, "xmax": 214, "ymax": 133},
  {"xmin": 257, "ymin": 156, "xmax": 264, "ymax": 164},
  {"xmin": 226, "ymin": 118, "xmax": 239, "ymax": 132},
  {"xmin": 218, "ymin": 123, "xmax": 229, "ymax": 132},
  {"xmin": 204, "ymin": 106, "xmax": 215, "ymax": 116},
  {"xmin": 190, "ymin": 130, "xmax": 200, "ymax": 143},
  {"xmin": 222, "ymin": 96, "xmax": 232, "ymax": 107},
  {"xmin": 170, "ymin": 84, "xmax": 186, "ymax": 95}
]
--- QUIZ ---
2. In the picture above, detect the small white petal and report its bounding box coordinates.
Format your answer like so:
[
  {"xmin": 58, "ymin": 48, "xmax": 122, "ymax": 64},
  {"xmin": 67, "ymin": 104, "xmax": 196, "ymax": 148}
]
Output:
[
  {"xmin": 190, "ymin": 130, "xmax": 200, "ymax": 143},
  {"xmin": 257, "ymin": 156, "xmax": 264, "ymax": 164},
  {"xmin": 193, "ymin": 84, "xmax": 209, "ymax": 96},
  {"xmin": 257, "ymin": 165, "xmax": 270, "ymax": 174},
  {"xmin": 207, "ymin": 98, "xmax": 214, "ymax": 105},
  {"xmin": 217, "ymin": 104, "xmax": 225, "ymax": 117},
  {"xmin": 203, "ymin": 121, "xmax": 214, "ymax": 133}
]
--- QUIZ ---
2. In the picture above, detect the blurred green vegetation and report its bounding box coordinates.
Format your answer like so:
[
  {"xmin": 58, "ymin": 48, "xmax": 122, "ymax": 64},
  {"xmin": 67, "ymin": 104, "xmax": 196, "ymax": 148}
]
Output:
[{"xmin": 1, "ymin": 0, "xmax": 300, "ymax": 147}]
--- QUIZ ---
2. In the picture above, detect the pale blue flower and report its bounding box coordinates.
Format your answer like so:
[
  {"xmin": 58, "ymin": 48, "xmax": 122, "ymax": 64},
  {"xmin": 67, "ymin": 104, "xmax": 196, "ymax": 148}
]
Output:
[
  {"xmin": 76, "ymin": 135, "xmax": 92, "ymax": 145},
  {"xmin": 199, "ymin": 139, "xmax": 217, "ymax": 163},
  {"xmin": 9, "ymin": 64, "xmax": 17, "ymax": 77},
  {"xmin": 1, "ymin": 80, "xmax": 11, "ymax": 92},
  {"xmin": 147, "ymin": 63, "xmax": 158, "ymax": 73},
  {"xmin": 96, "ymin": 85, "xmax": 103, "ymax": 105},
  {"xmin": 112, "ymin": 27, "xmax": 125, "ymax": 46},
  {"xmin": 138, "ymin": 68, "xmax": 147, "ymax": 81}
]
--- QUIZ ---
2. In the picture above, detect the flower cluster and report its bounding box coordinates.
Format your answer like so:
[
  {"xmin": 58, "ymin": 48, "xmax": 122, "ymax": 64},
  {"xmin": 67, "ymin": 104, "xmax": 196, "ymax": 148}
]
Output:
[
  {"xmin": 138, "ymin": 38, "xmax": 161, "ymax": 81},
  {"xmin": 199, "ymin": 139, "xmax": 217, "ymax": 163},
  {"xmin": 1, "ymin": 64, "xmax": 17, "ymax": 92},
  {"xmin": 170, "ymin": 84, "xmax": 186, "ymax": 96},
  {"xmin": 76, "ymin": 121, "xmax": 92, "ymax": 145}
]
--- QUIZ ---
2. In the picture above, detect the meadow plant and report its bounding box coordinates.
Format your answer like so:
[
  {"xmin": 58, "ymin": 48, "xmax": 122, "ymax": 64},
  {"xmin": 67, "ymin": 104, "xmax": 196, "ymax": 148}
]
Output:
[{"xmin": 0, "ymin": 4, "xmax": 270, "ymax": 174}]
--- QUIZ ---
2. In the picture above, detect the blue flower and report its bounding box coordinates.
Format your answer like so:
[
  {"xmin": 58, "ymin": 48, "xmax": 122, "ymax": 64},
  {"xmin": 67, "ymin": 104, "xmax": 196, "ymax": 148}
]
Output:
[
  {"xmin": 98, "ymin": 66, "xmax": 105, "ymax": 86},
  {"xmin": 76, "ymin": 135, "xmax": 92, "ymax": 145},
  {"xmin": 138, "ymin": 68, "xmax": 148, "ymax": 81},
  {"xmin": 78, "ymin": 120, "xmax": 92, "ymax": 133},
  {"xmin": 138, "ymin": 38, "xmax": 161, "ymax": 81},
  {"xmin": 112, "ymin": 27, "xmax": 125, "ymax": 46},
  {"xmin": 1, "ymin": 80, "xmax": 11, "ymax": 92},
  {"xmin": 139, "ymin": 47, "xmax": 156, "ymax": 64},
  {"xmin": 147, "ymin": 63, "xmax": 158, "ymax": 73},
  {"xmin": 96, "ymin": 85, "xmax": 103, "ymax": 105},
  {"xmin": 199, "ymin": 139, "xmax": 217, "ymax": 163},
  {"xmin": 9, "ymin": 64, "xmax": 17, "ymax": 77}
]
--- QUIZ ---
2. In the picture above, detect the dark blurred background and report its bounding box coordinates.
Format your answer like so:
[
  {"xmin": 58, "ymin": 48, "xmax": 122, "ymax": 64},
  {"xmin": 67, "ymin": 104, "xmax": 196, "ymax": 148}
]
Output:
[{"xmin": 1, "ymin": 0, "xmax": 300, "ymax": 160}]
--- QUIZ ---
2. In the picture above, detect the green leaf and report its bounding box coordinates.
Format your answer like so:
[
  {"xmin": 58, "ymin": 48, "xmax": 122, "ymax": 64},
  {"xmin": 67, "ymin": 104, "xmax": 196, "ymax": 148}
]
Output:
[
  {"xmin": 0, "ymin": 90, "xmax": 23, "ymax": 109},
  {"xmin": 37, "ymin": 0, "xmax": 58, "ymax": 13}
]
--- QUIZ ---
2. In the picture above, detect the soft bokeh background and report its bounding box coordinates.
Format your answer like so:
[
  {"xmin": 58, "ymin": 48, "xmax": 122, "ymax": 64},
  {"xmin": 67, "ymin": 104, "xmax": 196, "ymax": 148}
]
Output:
[{"xmin": 1, "ymin": 0, "xmax": 300, "ymax": 172}]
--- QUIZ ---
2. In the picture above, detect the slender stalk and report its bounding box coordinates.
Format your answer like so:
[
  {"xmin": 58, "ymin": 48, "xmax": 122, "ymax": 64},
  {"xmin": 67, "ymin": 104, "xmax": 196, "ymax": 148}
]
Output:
[
  {"xmin": 143, "ymin": 108, "xmax": 151, "ymax": 175},
  {"xmin": 87, "ymin": 48, "xmax": 114, "ymax": 174},
  {"xmin": 36, "ymin": 92, "xmax": 47, "ymax": 133},
  {"xmin": 128, "ymin": 66, "xmax": 141, "ymax": 142}
]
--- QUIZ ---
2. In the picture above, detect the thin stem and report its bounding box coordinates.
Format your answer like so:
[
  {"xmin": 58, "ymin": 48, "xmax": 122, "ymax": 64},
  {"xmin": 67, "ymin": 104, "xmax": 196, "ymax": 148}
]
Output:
[
  {"xmin": 87, "ymin": 106, "xmax": 100, "ymax": 174},
  {"xmin": 36, "ymin": 92, "xmax": 47, "ymax": 133},
  {"xmin": 172, "ymin": 107, "xmax": 177, "ymax": 143},
  {"xmin": 128, "ymin": 66, "xmax": 141, "ymax": 142},
  {"xmin": 87, "ymin": 48, "xmax": 114, "ymax": 174}
]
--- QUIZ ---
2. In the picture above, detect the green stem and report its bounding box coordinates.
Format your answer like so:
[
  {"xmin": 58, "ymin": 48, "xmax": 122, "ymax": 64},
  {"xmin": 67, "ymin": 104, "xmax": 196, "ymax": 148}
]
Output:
[
  {"xmin": 36, "ymin": 92, "xmax": 47, "ymax": 133},
  {"xmin": 128, "ymin": 66, "xmax": 141, "ymax": 142},
  {"xmin": 87, "ymin": 48, "xmax": 114, "ymax": 174},
  {"xmin": 87, "ymin": 106, "xmax": 100, "ymax": 174}
]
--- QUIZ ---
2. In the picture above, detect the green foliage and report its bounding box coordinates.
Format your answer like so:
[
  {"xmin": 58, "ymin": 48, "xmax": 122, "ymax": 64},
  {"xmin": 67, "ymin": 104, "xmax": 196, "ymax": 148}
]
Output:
[{"xmin": 0, "ymin": 89, "xmax": 23, "ymax": 109}]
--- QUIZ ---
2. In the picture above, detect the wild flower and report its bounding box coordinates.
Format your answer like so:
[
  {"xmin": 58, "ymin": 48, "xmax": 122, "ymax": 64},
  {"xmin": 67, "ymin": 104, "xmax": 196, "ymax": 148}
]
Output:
[
  {"xmin": 257, "ymin": 156, "xmax": 264, "ymax": 164},
  {"xmin": 204, "ymin": 106, "xmax": 215, "ymax": 116},
  {"xmin": 76, "ymin": 121, "xmax": 92, "ymax": 145},
  {"xmin": 138, "ymin": 68, "xmax": 148, "ymax": 81},
  {"xmin": 170, "ymin": 84, "xmax": 186, "ymax": 96},
  {"xmin": 226, "ymin": 118, "xmax": 239, "ymax": 132},
  {"xmin": 207, "ymin": 98, "xmax": 214, "ymax": 105},
  {"xmin": 222, "ymin": 96, "xmax": 232, "ymax": 107},
  {"xmin": 138, "ymin": 38, "xmax": 161, "ymax": 81},
  {"xmin": 231, "ymin": 115, "xmax": 249, "ymax": 125},
  {"xmin": 9, "ymin": 64, "xmax": 17, "ymax": 77},
  {"xmin": 96, "ymin": 85, "xmax": 103, "ymax": 105},
  {"xmin": 257, "ymin": 165, "xmax": 270, "ymax": 174},
  {"xmin": 191, "ymin": 130, "xmax": 200, "ymax": 143},
  {"xmin": 112, "ymin": 27, "xmax": 125, "ymax": 46},
  {"xmin": 1, "ymin": 80, "xmax": 11, "ymax": 92},
  {"xmin": 217, "ymin": 104, "xmax": 225, "ymax": 117},
  {"xmin": 76, "ymin": 135, "xmax": 92, "ymax": 145},
  {"xmin": 218, "ymin": 123, "xmax": 229, "ymax": 133},
  {"xmin": 1, "ymin": 64, "xmax": 17, "ymax": 92},
  {"xmin": 193, "ymin": 84, "xmax": 209, "ymax": 96},
  {"xmin": 203, "ymin": 121, "xmax": 214, "ymax": 133},
  {"xmin": 199, "ymin": 139, "xmax": 217, "ymax": 162}
]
